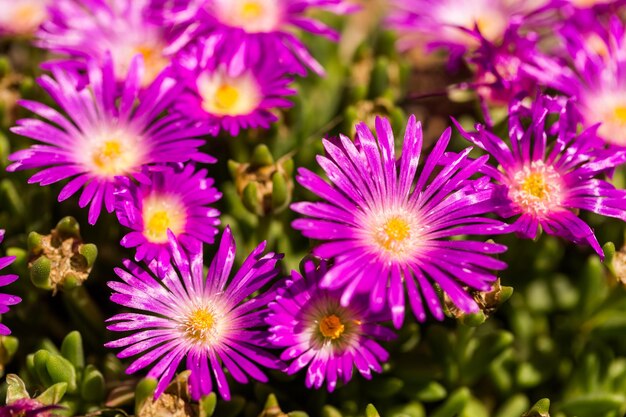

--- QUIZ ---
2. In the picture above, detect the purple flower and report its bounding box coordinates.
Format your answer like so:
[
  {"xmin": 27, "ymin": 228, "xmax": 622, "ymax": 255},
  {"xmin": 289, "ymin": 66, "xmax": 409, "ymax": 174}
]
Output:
[
  {"xmin": 0, "ymin": 0, "xmax": 49, "ymax": 36},
  {"xmin": 0, "ymin": 399, "xmax": 58, "ymax": 417},
  {"xmin": 105, "ymin": 228, "xmax": 283, "ymax": 400},
  {"xmin": 7, "ymin": 55, "xmax": 214, "ymax": 225},
  {"xmin": 158, "ymin": 0, "xmax": 357, "ymax": 76},
  {"xmin": 115, "ymin": 163, "xmax": 221, "ymax": 266},
  {"xmin": 454, "ymin": 94, "xmax": 626, "ymax": 258},
  {"xmin": 0, "ymin": 231, "xmax": 20, "ymax": 336},
  {"xmin": 532, "ymin": 16, "xmax": 626, "ymax": 146},
  {"xmin": 387, "ymin": 0, "xmax": 545, "ymax": 64},
  {"xmin": 468, "ymin": 23, "xmax": 557, "ymax": 105},
  {"xmin": 173, "ymin": 42, "xmax": 295, "ymax": 136},
  {"xmin": 37, "ymin": 0, "xmax": 174, "ymax": 86},
  {"xmin": 267, "ymin": 259, "xmax": 395, "ymax": 392},
  {"xmin": 291, "ymin": 115, "xmax": 508, "ymax": 327}
]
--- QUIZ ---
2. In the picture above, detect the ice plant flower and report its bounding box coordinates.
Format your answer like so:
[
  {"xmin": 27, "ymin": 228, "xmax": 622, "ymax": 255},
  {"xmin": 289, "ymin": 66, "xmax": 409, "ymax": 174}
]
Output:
[
  {"xmin": 0, "ymin": 399, "xmax": 58, "ymax": 417},
  {"xmin": 531, "ymin": 17, "xmax": 626, "ymax": 146},
  {"xmin": 291, "ymin": 115, "xmax": 508, "ymax": 327},
  {"xmin": 455, "ymin": 94, "xmax": 626, "ymax": 257},
  {"xmin": 174, "ymin": 42, "xmax": 295, "ymax": 136},
  {"xmin": 0, "ymin": 230, "xmax": 20, "ymax": 336},
  {"xmin": 8, "ymin": 56, "xmax": 215, "ymax": 224},
  {"xmin": 267, "ymin": 259, "xmax": 395, "ymax": 391},
  {"xmin": 387, "ymin": 0, "xmax": 545, "ymax": 64},
  {"xmin": 158, "ymin": 0, "xmax": 357, "ymax": 76},
  {"xmin": 106, "ymin": 228, "xmax": 282, "ymax": 400},
  {"xmin": 38, "ymin": 0, "xmax": 174, "ymax": 85},
  {"xmin": 115, "ymin": 164, "xmax": 222, "ymax": 265},
  {"xmin": 0, "ymin": 0, "xmax": 48, "ymax": 36}
]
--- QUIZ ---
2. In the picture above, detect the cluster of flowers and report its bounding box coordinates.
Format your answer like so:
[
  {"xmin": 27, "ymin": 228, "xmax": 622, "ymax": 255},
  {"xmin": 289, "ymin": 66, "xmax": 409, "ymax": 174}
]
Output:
[{"xmin": 2, "ymin": 0, "xmax": 626, "ymax": 404}]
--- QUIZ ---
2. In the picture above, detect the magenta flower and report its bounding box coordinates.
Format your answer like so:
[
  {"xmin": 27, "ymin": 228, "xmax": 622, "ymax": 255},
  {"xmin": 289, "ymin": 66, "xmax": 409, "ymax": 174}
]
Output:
[
  {"xmin": 0, "ymin": 0, "xmax": 49, "ymax": 36},
  {"xmin": 0, "ymin": 399, "xmax": 58, "ymax": 417},
  {"xmin": 106, "ymin": 228, "xmax": 282, "ymax": 400},
  {"xmin": 532, "ymin": 17, "xmax": 626, "ymax": 147},
  {"xmin": 455, "ymin": 94, "xmax": 626, "ymax": 257},
  {"xmin": 115, "ymin": 164, "xmax": 221, "ymax": 266},
  {"xmin": 158, "ymin": 0, "xmax": 356, "ymax": 76},
  {"xmin": 387, "ymin": 0, "xmax": 545, "ymax": 64},
  {"xmin": 173, "ymin": 42, "xmax": 295, "ymax": 136},
  {"xmin": 267, "ymin": 259, "xmax": 395, "ymax": 392},
  {"xmin": 0, "ymin": 231, "xmax": 19, "ymax": 336},
  {"xmin": 38, "ymin": 0, "xmax": 174, "ymax": 85},
  {"xmin": 8, "ymin": 55, "xmax": 214, "ymax": 225},
  {"xmin": 291, "ymin": 116, "xmax": 508, "ymax": 327}
]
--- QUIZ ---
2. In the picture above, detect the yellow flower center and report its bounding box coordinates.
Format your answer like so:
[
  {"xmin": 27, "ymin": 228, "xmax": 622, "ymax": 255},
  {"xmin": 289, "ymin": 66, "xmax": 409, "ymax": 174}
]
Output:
[
  {"xmin": 613, "ymin": 105, "xmax": 626, "ymax": 124},
  {"xmin": 142, "ymin": 195, "xmax": 186, "ymax": 243},
  {"xmin": 92, "ymin": 140, "xmax": 123, "ymax": 171},
  {"xmin": 510, "ymin": 161, "xmax": 562, "ymax": 217},
  {"xmin": 241, "ymin": 1, "xmax": 264, "ymax": 18},
  {"xmin": 376, "ymin": 216, "xmax": 411, "ymax": 251},
  {"xmin": 521, "ymin": 172, "xmax": 548, "ymax": 199},
  {"xmin": 15, "ymin": 4, "xmax": 39, "ymax": 21},
  {"xmin": 319, "ymin": 314, "xmax": 345, "ymax": 340},
  {"xmin": 184, "ymin": 308, "xmax": 215, "ymax": 342},
  {"xmin": 215, "ymin": 84, "xmax": 240, "ymax": 111}
]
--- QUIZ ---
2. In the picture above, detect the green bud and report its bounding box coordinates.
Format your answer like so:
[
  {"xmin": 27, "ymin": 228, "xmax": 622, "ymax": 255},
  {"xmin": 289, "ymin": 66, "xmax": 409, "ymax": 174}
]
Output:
[
  {"xmin": 55, "ymin": 216, "xmax": 80, "ymax": 239},
  {"xmin": 30, "ymin": 257, "xmax": 52, "ymax": 290},
  {"xmin": 79, "ymin": 244, "xmax": 98, "ymax": 268},
  {"xmin": 199, "ymin": 392, "xmax": 217, "ymax": 417},
  {"xmin": 27, "ymin": 232, "xmax": 44, "ymax": 255},
  {"xmin": 6, "ymin": 248, "xmax": 27, "ymax": 271},
  {"xmin": 271, "ymin": 171, "xmax": 289, "ymax": 212},
  {"xmin": 461, "ymin": 311, "xmax": 486, "ymax": 327},
  {"xmin": 81, "ymin": 365, "xmax": 105, "ymax": 403},
  {"xmin": 430, "ymin": 388, "xmax": 471, "ymax": 417},
  {"xmin": 250, "ymin": 144, "xmax": 275, "ymax": 167},
  {"xmin": 522, "ymin": 398, "xmax": 550, "ymax": 417},
  {"xmin": 61, "ymin": 331, "xmax": 84, "ymax": 370},
  {"xmin": 227, "ymin": 160, "xmax": 240, "ymax": 180},
  {"xmin": 36, "ymin": 382, "xmax": 68, "ymax": 405},
  {"xmin": 368, "ymin": 56, "xmax": 390, "ymax": 99},
  {"xmin": 321, "ymin": 405, "xmax": 342, "ymax": 417},
  {"xmin": 134, "ymin": 378, "xmax": 158, "ymax": 416},
  {"xmin": 365, "ymin": 404, "xmax": 381, "ymax": 417},
  {"xmin": 6, "ymin": 374, "xmax": 29, "ymax": 403},
  {"xmin": 46, "ymin": 354, "xmax": 78, "ymax": 393},
  {"xmin": 414, "ymin": 381, "xmax": 447, "ymax": 402},
  {"xmin": 242, "ymin": 182, "xmax": 261, "ymax": 216}
]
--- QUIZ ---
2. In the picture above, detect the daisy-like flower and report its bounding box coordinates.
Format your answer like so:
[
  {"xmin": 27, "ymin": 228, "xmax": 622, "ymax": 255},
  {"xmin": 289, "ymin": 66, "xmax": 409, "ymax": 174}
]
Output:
[
  {"xmin": 8, "ymin": 55, "xmax": 215, "ymax": 225},
  {"xmin": 115, "ymin": 163, "xmax": 221, "ymax": 266},
  {"xmin": 0, "ymin": 230, "xmax": 20, "ymax": 336},
  {"xmin": 157, "ymin": 0, "xmax": 357, "ymax": 76},
  {"xmin": 291, "ymin": 115, "xmax": 508, "ymax": 327},
  {"xmin": 267, "ymin": 259, "xmax": 395, "ymax": 391},
  {"xmin": 38, "ymin": 0, "xmax": 174, "ymax": 85},
  {"xmin": 532, "ymin": 17, "xmax": 626, "ymax": 146},
  {"xmin": 0, "ymin": 0, "xmax": 48, "ymax": 36},
  {"xmin": 455, "ymin": 94, "xmax": 626, "ymax": 257},
  {"xmin": 387, "ymin": 0, "xmax": 545, "ymax": 64},
  {"xmin": 174, "ymin": 42, "xmax": 295, "ymax": 136},
  {"xmin": 105, "ymin": 227, "xmax": 283, "ymax": 400}
]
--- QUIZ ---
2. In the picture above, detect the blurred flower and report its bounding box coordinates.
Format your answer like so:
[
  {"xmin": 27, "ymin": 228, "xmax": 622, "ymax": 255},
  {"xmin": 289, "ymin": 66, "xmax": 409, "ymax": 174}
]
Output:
[
  {"xmin": 291, "ymin": 115, "xmax": 508, "ymax": 327},
  {"xmin": 115, "ymin": 163, "xmax": 221, "ymax": 266},
  {"xmin": 0, "ymin": 231, "xmax": 19, "ymax": 336},
  {"xmin": 0, "ymin": 399, "xmax": 57, "ymax": 417},
  {"xmin": 455, "ymin": 94, "xmax": 626, "ymax": 258},
  {"xmin": 387, "ymin": 0, "xmax": 544, "ymax": 65},
  {"xmin": 533, "ymin": 17, "xmax": 626, "ymax": 146},
  {"xmin": 0, "ymin": 0, "xmax": 48, "ymax": 36},
  {"xmin": 106, "ymin": 228, "xmax": 282, "ymax": 400},
  {"xmin": 157, "ymin": 0, "xmax": 357, "ymax": 76},
  {"xmin": 8, "ymin": 55, "xmax": 214, "ymax": 224},
  {"xmin": 267, "ymin": 259, "xmax": 395, "ymax": 391},
  {"xmin": 38, "ymin": 0, "xmax": 174, "ymax": 85},
  {"xmin": 174, "ymin": 42, "xmax": 295, "ymax": 136}
]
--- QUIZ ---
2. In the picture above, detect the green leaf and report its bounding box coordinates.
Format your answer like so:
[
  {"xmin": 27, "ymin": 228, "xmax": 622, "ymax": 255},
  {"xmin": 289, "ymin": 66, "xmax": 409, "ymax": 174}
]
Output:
[
  {"xmin": 6, "ymin": 374, "xmax": 29, "ymax": 403},
  {"xmin": 199, "ymin": 393, "xmax": 217, "ymax": 417},
  {"xmin": 45, "ymin": 354, "xmax": 77, "ymax": 393},
  {"xmin": 430, "ymin": 387, "xmax": 471, "ymax": 417},
  {"xmin": 414, "ymin": 381, "xmax": 447, "ymax": 402},
  {"xmin": 522, "ymin": 398, "xmax": 550, "ymax": 417},
  {"xmin": 365, "ymin": 404, "xmax": 381, "ymax": 417},
  {"xmin": 134, "ymin": 378, "xmax": 157, "ymax": 416},
  {"xmin": 559, "ymin": 394, "xmax": 625, "ymax": 417},
  {"xmin": 35, "ymin": 382, "xmax": 68, "ymax": 405},
  {"xmin": 81, "ymin": 365, "xmax": 105, "ymax": 403},
  {"xmin": 61, "ymin": 331, "xmax": 84, "ymax": 370}
]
